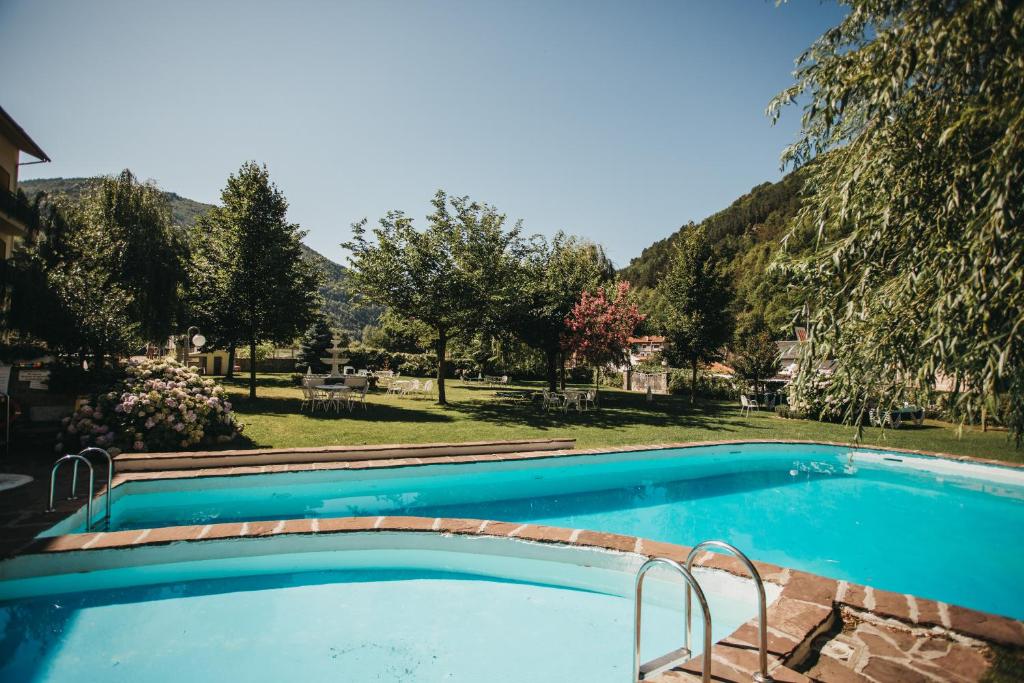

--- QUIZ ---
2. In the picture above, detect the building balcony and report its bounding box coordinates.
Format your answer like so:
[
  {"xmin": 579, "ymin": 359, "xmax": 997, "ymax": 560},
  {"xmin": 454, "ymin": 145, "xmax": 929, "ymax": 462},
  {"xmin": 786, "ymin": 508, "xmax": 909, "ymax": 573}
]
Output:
[{"xmin": 0, "ymin": 187, "xmax": 38, "ymax": 237}]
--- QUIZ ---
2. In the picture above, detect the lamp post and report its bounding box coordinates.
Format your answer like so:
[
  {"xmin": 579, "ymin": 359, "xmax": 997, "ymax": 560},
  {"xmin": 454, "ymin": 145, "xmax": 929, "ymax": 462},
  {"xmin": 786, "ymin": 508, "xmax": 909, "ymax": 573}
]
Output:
[{"xmin": 183, "ymin": 326, "xmax": 206, "ymax": 363}]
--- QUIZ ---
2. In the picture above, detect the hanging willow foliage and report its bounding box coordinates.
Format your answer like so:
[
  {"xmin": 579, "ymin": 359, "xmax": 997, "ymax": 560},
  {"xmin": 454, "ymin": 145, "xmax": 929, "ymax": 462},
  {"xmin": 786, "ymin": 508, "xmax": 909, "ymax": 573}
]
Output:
[{"xmin": 768, "ymin": 0, "xmax": 1023, "ymax": 441}]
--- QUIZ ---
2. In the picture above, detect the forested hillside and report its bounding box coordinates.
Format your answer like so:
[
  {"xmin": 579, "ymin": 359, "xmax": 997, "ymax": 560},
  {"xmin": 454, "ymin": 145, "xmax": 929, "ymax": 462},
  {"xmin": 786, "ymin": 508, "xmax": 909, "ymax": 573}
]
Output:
[
  {"xmin": 619, "ymin": 169, "xmax": 809, "ymax": 333},
  {"xmin": 19, "ymin": 177, "xmax": 380, "ymax": 337}
]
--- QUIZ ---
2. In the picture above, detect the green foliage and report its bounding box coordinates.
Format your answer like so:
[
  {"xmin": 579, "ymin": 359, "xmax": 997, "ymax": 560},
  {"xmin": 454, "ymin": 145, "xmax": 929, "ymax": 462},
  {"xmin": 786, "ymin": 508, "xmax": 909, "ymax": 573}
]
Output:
[
  {"xmin": 658, "ymin": 226, "xmax": 734, "ymax": 400},
  {"xmin": 296, "ymin": 317, "xmax": 337, "ymax": 374},
  {"xmin": 188, "ymin": 162, "xmax": 322, "ymax": 399},
  {"xmin": 20, "ymin": 177, "xmax": 375, "ymax": 337},
  {"xmin": 731, "ymin": 321, "xmax": 782, "ymax": 395},
  {"xmin": 769, "ymin": 0, "xmax": 1024, "ymax": 441},
  {"xmin": 4, "ymin": 171, "xmax": 185, "ymax": 361},
  {"xmin": 344, "ymin": 190, "xmax": 528, "ymax": 404},
  {"xmin": 666, "ymin": 369, "xmax": 736, "ymax": 400},
  {"xmin": 506, "ymin": 232, "xmax": 611, "ymax": 389},
  {"xmin": 622, "ymin": 171, "xmax": 808, "ymax": 335}
]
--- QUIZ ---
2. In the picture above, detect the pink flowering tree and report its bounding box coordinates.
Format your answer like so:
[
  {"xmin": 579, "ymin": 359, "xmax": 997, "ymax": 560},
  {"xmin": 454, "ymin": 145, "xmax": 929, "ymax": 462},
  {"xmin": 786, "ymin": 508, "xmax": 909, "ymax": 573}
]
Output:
[{"xmin": 562, "ymin": 281, "xmax": 644, "ymax": 402}]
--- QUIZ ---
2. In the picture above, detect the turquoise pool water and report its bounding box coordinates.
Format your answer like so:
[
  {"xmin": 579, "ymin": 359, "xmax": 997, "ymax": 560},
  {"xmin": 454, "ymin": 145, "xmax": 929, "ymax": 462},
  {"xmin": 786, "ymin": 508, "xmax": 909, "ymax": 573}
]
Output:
[
  {"xmin": 0, "ymin": 542, "xmax": 761, "ymax": 682},
  {"xmin": 52, "ymin": 442, "xmax": 1024, "ymax": 618}
]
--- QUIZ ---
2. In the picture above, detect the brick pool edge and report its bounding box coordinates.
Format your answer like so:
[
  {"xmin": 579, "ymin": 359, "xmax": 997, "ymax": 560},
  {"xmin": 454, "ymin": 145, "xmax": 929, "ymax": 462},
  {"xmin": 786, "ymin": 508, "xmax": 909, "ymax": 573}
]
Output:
[{"xmin": 16, "ymin": 516, "xmax": 1024, "ymax": 682}]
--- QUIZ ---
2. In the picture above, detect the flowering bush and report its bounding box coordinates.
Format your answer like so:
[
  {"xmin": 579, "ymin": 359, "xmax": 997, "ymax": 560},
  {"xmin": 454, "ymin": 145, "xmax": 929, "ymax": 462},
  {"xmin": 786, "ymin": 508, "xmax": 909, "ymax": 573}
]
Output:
[{"xmin": 57, "ymin": 358, "xmax": 242, "ymax": 454}]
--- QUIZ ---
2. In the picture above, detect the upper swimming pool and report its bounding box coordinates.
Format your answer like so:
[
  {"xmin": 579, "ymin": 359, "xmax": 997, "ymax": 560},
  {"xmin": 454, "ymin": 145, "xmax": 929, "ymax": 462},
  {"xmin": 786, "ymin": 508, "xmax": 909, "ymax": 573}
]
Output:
[{"xmin": 47, "ymin": 442, "xmax": 1024, "ymax": 618}]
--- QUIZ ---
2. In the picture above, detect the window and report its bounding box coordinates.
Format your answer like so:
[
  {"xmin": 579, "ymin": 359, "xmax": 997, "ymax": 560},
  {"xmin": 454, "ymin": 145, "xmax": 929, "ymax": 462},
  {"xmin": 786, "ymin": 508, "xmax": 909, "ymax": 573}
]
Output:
[{"xmin": 0, "ymin": 166, "xmax": 10, "ymax": 192}]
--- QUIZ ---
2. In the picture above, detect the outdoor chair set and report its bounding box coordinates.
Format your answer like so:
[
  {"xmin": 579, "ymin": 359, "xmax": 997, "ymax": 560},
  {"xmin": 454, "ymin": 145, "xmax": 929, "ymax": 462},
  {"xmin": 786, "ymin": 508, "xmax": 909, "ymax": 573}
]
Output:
[
  {"xmin": 739, "ymin": 391, "xmax": 786, "ymax": 416},
  {"xmin": 868, "ymin": 404, "xmax": 924, "ymax": 429},
  {"xmin": 385, "ymin": 378, "xmax": 434, "ymax": 398},
  {"xmin": 300, "ymin": 375, "xmax": 369, "ymax": 414},
  {"xmin": 541, "ymin": 388, "xmax": 597, "ymax": 413},
  {"xmin": 463, "ymin": 374, "xmax": 509, "ymax": 387}
]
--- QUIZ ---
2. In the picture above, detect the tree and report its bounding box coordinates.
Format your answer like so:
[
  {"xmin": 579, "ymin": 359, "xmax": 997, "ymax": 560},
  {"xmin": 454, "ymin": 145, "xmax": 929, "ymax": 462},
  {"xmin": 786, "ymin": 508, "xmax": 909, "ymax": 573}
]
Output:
[
  {"xmin": 344, "ymin": 190, "xmax": 526, "ymax": 404},
  {"xmin": 731, "ymin": 321, "xmax": 781, "ymax": 397},
  {"xmin": 509, "ymin": 233, "xmax": 610, "ymax": 391},
  {"xmin": 562, "ymin": 281, "xmax": 644, "ymax": 401},
  {"xmin": 4, "ymin": 172, "xmax": 185, "ymax": 366},
  {"xmin": 768, "ymin": 0, "xmax": 1024, "ymax": 439},
  {"xmin": 297, "ymin": 316, "xmax": 344, "ymax": 374},
  {"xmin": 189, "ymin": 162, "xmax": 321, "ymax": 399},
  {"xmin": 659, "ymin": 226, "xmax": 733, "ymax": 403}
]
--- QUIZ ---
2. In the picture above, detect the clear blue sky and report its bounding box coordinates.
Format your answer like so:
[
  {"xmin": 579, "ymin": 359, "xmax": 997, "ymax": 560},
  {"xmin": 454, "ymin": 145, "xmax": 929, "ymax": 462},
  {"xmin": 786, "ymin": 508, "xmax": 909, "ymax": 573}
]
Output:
[{"xmin": 0, "ymin": 0, "xmax": 844, "ymax": 267}]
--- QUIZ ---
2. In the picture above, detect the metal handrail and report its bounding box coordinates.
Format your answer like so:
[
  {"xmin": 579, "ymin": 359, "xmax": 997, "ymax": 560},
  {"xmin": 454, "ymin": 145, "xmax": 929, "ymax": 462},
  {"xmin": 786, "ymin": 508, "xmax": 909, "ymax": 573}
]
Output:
[
  {"xmin": 78, "ymin": 447, "xmax": 114, "ymax": 529},
  {"xmin": 686, "ymin": 541, "xmax": 773, "ymax": 683},
  {"xmin": 633, "ymin": 557, "xmax": 712, "ymax": 683},
  {"xmin": 47, "ymin": 455, "xmax": 95, "ymax": 531}
]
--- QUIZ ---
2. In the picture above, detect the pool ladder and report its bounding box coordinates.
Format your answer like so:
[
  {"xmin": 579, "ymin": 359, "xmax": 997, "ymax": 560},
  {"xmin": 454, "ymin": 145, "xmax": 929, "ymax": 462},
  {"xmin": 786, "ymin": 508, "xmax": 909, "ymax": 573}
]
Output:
[
  {"xmin": 633, "ymin": 540, "xmax": 772, "ymax": 683},
  {"xmin": 46, "ymin": 447, "xmax": 114, "ymax": 531}
]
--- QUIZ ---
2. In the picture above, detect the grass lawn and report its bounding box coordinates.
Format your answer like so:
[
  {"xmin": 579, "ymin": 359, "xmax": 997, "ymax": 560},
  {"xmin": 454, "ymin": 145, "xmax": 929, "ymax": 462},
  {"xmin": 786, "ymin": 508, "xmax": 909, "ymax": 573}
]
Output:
[{"xmin": 221, "ymin": 374, "xmax": 1023, "ymax": 464}]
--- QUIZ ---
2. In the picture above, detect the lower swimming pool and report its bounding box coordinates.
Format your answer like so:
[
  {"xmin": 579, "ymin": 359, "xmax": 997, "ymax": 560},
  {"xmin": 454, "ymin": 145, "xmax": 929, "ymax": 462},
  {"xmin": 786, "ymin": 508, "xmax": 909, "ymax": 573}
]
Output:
[
  {"xmin": 0, "ymin": 532, "xmax": 770, "ymax": 682},
  {"xmin": 46, "ymin": 442, "xmax": 1024, "ymax": 618}
]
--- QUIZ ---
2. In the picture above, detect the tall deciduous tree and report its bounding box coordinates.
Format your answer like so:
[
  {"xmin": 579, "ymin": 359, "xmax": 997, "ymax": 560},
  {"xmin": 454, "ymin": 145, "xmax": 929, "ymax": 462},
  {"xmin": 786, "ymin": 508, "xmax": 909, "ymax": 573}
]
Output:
[
  {"xmin": 189, "ymin": 162, "xmax": 321, "ymax": 398},
  {"xmin": 731, "ymin": 321, "xmax": 781, "ymax": 397},
  {"xmin": 344, "ymin": 190, "xmax": 526, "ymax": 405},
  {"xmin": 562, "ymin": 281, "xmax": 644, "ymax": 401},
  {"xmin": 510, "ymin": 233, "xmax": 610, "ymax": 391},
  {"xmin": 769, "ymin": 0, "xmax": 1024, "ymax": 439},
  {"xmin": 659, "ymin": 226, "xmax": 733, "ymax": 403},
  {"xmin": 4, "ymin": 171, "xmax": 185, "ymax": 365}
]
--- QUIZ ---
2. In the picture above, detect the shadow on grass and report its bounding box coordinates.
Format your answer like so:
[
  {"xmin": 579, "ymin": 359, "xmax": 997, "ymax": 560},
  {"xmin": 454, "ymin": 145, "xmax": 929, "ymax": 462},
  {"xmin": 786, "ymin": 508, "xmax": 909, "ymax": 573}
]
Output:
[
  {"xmin": 221, "ymin": 375, "xmax": 298, "ymax": 390},
  {"xmin": 230, "ymin": 395, "xmax": 453, "ymax": 424},
  {"xmin": 445, "ymin": 392, "xmax": 766, "ymax": 433}
]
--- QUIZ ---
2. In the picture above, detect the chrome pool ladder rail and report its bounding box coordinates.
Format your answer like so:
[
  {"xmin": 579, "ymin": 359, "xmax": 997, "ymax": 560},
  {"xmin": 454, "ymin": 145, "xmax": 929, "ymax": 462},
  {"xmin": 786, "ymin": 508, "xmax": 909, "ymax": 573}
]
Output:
[
  {"xmin": 47, "ymin": 447, "xmax": 114, "ymax": 531},
  {"xmin": 77, "ymin": 447, "xmax": 114, "ymax": 529},
  {"xmin": 633, "ymin": 557, "xmax": 712, "ymax": 683},
  {"xmin": 685, "ymin": 540, "xmax": 773, "ymax": 683},
  {"xmin": 47, "ymin": 454, "xmax": 95, "ymax": 530}
]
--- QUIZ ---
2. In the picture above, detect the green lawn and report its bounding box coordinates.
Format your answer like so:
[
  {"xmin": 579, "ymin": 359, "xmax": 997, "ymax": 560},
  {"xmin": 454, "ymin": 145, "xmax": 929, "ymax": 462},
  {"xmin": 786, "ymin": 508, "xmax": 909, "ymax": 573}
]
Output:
[{"xmin": 221, "ymin": 374, "xmax": 1023, "ymax": 464}]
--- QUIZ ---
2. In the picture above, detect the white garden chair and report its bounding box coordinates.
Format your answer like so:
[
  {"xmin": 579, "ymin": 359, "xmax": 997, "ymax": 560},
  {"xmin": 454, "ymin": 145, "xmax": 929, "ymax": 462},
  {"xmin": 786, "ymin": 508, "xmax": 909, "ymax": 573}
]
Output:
[
  {"xmin": 562, "ymin": 391, "xmax": 583, "ymax": 413},
  {"xmin": 740, "ymin": 394, "xmax": 760, "ymax": 417},
  {"xmin": 300, "ymin": 384, "xmax": 316, "ymax": 412},
  {"xmin": 582, "ymin": 389, "xmax": 597, "ymax": 411},
  {"xmin": 349, "ymin": 381, "xmax": 369, "ymax": 411},
  {"xmin": 401, "ymin": 379, "xmax": 421, "ymax": 396},
  {"xmin": 541, "ymin": 389, "xmax": 563, "ymax": 412}
]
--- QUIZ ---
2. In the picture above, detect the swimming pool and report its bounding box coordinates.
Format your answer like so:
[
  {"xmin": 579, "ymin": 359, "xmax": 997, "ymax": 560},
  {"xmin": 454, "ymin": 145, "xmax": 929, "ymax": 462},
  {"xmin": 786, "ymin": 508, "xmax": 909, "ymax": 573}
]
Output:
[
  {"xmin": 0, "ymin": 532, "xmax": 772, "ymax": 682},
  {"xmin": 48, "ymin": 442, "xmax": 1024, "ymax": 618}
]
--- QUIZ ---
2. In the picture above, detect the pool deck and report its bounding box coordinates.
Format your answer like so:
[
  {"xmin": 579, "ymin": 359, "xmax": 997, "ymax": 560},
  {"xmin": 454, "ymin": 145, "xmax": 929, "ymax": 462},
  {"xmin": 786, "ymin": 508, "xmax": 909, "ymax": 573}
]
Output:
[{"xmin": 2, "ymin": 438, "xmax": 1022, "ymax": 681}]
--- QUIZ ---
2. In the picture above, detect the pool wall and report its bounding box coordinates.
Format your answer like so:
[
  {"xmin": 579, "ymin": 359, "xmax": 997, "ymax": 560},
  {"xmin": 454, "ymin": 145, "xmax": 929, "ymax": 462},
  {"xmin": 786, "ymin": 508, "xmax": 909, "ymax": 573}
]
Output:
[
  {"xmin": 40, "ymin": 438, "xmax": 1024, "ymax": 537},
  {"xmin": 9, "ymin": 515, "xmax": 1024, "ymax": 682}
]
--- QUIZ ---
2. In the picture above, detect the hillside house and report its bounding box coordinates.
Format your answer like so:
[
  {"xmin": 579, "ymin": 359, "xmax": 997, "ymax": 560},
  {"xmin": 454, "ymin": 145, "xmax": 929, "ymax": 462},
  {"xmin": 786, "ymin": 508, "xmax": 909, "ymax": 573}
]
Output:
[{"xmin": 627, "ymin": 335, "xmax": 667, "ymax": 366}]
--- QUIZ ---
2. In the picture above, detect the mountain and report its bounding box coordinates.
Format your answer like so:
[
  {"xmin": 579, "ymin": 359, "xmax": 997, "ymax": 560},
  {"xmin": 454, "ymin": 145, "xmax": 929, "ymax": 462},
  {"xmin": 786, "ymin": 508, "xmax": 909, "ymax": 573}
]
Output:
[
  {"xmin": 619, "ymin": 169, "xmax": 809, "ymax": 332},
  {"xmin": 18, "ymin": 177, "xmax": 380, "ymax": 337}
]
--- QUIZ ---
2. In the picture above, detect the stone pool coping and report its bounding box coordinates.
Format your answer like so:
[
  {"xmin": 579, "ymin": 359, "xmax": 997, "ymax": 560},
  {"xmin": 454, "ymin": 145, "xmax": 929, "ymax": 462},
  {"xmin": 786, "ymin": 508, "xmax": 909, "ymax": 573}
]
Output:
[
  {"xmin": 113, "ymin": 437, "xmax": 577, "ymax": 472},
  {"xmin": 16, "ymin": 515, "xmax": 1024, "ymax": 682},
  {"xmin": 106, "ymin": 437, "xmax": 1024, "ymax": 488}
]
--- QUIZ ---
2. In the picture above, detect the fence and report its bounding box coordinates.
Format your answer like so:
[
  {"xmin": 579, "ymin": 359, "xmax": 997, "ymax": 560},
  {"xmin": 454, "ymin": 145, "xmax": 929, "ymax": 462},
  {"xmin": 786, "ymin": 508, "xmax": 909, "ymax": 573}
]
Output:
[{"xmin": 622, "ymin": 370, "xmax": 668, "ymax": 394}]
